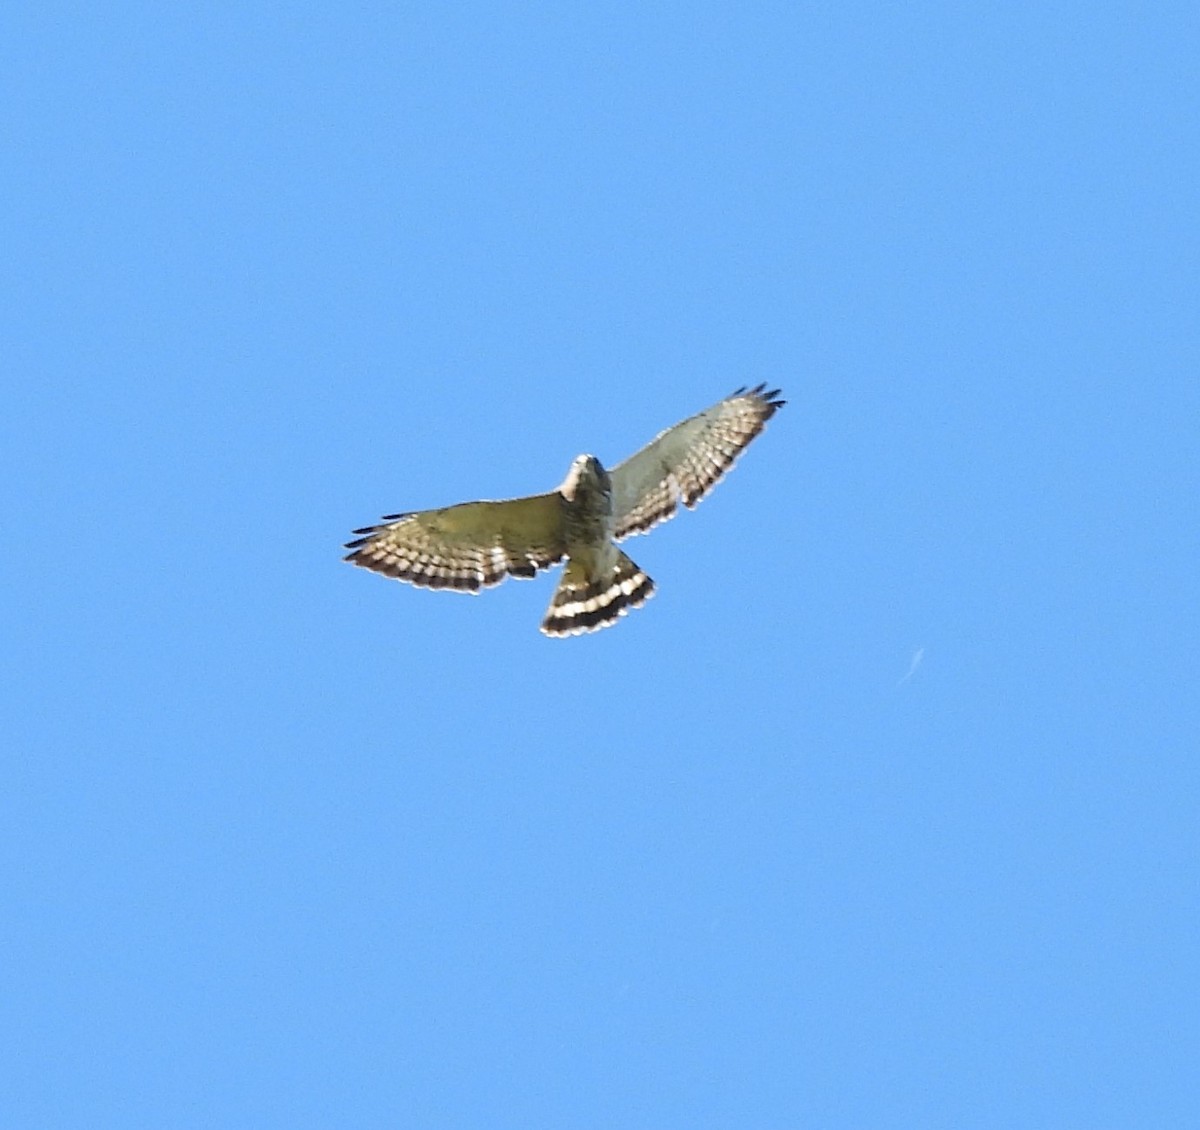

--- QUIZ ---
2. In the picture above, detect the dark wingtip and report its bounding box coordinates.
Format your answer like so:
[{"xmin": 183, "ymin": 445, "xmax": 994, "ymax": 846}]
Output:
[
  {"xmin": 732, "ymin": 382, "xmax": 785, "ymax": 409},
  {"xmin": 732, "ymin": 383, "xmax": 786, "ymax": 412}
]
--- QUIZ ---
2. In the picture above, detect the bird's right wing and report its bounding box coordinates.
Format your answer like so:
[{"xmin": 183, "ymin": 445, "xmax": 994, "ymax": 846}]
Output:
[{"xmin": 344, "ymin": 491, "xmax": 567, "ymax": 592}]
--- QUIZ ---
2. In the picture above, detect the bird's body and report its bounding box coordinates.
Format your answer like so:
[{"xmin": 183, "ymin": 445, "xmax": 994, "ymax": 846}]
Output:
[
  {"xmin": 558, "ymin": 454, "xmax": 614, "ymax": 559},
  {"xmin": 345, "ymin": 385, "xmax": 784, "ymax": 636}
]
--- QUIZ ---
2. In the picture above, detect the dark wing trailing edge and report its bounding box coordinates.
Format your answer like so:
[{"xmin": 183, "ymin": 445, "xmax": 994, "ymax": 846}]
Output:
[
  {"xmin": 609, "ymin": 383, "xmax": 784, "ymax": 540},
  {"xmin": 344, "ymin": 492, "xmax": 567, "ymax": 592}
]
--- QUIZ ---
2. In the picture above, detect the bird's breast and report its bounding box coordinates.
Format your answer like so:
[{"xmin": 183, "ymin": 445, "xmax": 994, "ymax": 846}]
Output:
[{"xmin": 563, "ymin": 477, "xmax": 613, "ymax": 551}]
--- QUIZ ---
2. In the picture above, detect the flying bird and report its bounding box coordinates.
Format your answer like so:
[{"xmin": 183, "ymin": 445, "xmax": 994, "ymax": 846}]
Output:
[{"xmin": 344, "ymin": 384, "xmax": 785, "ymax": 636}]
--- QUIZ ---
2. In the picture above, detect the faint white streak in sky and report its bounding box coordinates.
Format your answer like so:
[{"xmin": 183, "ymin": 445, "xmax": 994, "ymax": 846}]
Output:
[{"xmin": 897, "ymin": 647, "xmax": 925, "ymax": 686}]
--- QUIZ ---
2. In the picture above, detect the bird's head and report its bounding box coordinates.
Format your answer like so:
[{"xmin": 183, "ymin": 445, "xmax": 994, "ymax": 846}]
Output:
[{"xmin": 559, "ymin": 453, "xmax": 611, "ymax": 501}]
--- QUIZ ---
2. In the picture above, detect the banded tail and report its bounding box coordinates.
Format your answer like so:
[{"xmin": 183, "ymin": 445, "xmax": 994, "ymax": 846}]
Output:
[{"xmin": 540, "ymin": 549, "xmax": 655, "ymax": 637}]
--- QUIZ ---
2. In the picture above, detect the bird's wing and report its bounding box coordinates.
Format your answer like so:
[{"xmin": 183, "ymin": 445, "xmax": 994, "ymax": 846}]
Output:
[
  {"xmin": 344, "ymin": 491, "xmax": 567, "ymax": 592},
  {"xmin": 609, "ymin": 384, "xmax": 784, "ymax": 540}
]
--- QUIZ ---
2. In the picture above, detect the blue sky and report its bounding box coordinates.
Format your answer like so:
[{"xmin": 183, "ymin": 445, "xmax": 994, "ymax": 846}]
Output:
[{"xmin": 4, "ymin": 2, "xmax": 1198, "ymax": 1126}]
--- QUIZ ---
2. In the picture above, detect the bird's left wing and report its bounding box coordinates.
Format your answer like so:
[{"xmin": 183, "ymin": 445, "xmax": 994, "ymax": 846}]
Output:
[
  {"xmin": 344, "ymin": 491, "xmax": 567, "ymax": 592},
  {"xmin": 609, "ymin": 384, "xmax": 784, "ymax": 541}
]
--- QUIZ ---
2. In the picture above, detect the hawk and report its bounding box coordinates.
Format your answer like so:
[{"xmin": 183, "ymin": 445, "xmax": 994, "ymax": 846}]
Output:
[{"xmin": 345, "ymin": 384, "xmax": 785, "ymax": 636}]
